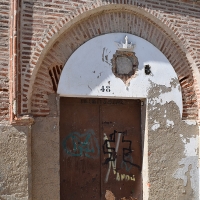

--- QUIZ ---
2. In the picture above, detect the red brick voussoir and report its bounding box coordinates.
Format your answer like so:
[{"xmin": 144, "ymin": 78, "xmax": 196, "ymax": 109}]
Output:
[{"xmin": 18, "ymin": 1, "xmax": 200, "ymax": 120}]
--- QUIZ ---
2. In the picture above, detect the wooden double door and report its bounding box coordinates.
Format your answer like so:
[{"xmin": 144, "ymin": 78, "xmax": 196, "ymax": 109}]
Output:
[{"xmin": 60, "ymin": 98, "xmax": 142, "ymax": 200}]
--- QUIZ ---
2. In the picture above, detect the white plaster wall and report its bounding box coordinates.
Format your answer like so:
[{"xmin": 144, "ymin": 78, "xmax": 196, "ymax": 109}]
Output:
[{"xmin": 58, "ymin": 33, "xmax": 182, "ymax": 115}]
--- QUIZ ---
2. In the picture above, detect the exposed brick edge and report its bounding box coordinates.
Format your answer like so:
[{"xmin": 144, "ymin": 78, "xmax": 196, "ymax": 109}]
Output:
[
  {"xmin": 12, "ymin": 115, "xmax": 34, "ymax": 126},
  {"xmin": 22, "ymin": 2, "xmax": 199, "ymax": 120},
  {"xmin": 9, "ymin": 0, "xmax": 19, "ymax": 124}
]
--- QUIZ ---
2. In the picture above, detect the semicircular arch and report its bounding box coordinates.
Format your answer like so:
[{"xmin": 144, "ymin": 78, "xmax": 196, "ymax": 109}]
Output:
[{"xmin": 29, "ymin": 4, "xmax": 199, "ymax": 120}]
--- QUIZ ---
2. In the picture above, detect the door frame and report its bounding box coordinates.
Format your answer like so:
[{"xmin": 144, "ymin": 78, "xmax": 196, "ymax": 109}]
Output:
[{"xmin": 59, "ymin": 97, "xmax": 148, "ymax": 199}]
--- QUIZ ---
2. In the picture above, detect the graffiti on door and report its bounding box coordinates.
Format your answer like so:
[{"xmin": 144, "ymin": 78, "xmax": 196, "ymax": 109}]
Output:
[
  {"xmin": 121, "ymin": 154, "xmax": 134, "ymax": 172},
  {"xmin": 102, "ymin": 130, "xmax": 140, "ymax": 182},
  {"xmin": 62, "ymin": 129, "xmax": 100, "ymax": 159}
]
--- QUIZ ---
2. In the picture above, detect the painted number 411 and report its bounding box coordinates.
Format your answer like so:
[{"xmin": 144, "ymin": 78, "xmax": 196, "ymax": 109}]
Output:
[{"xmin": 100, "ymin": 86, "xmax": 110, "ymax": 92}]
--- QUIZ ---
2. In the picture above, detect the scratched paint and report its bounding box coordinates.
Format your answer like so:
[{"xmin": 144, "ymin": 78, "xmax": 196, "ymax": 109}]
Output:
[
  {"xmin": 105, "ymin": 190, "xmax": 115, "ymax": 200},
  {"xmin": 62, "ymin": 129, "xmax": 100, "ymax": 158}
]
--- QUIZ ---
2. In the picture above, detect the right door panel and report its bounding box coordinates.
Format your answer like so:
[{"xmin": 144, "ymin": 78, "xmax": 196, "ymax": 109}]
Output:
[{"xmin": 101, "ymin": 100, "xmax": 142, "ymax": 200}]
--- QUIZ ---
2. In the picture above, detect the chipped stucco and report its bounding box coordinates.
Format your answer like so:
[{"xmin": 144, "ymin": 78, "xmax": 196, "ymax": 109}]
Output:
[
  {"xmin": 173, "ymin": 133, "xmax": 199, "ymax": 199},
  {"xmin": 147, "ymin": 83, "xmax": 199, "ymax": 199}
]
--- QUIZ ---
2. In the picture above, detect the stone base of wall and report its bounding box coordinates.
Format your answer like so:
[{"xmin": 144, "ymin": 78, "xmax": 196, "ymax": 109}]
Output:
[{"xmin": 0, "ymin": 124, "xmax": 31, "ymax": 200}]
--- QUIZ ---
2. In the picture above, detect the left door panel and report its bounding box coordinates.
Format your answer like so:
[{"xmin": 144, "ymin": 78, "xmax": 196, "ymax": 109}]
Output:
[{"xmin": 60, "ymin": 98, "xmax": 101, "ymax": 199}]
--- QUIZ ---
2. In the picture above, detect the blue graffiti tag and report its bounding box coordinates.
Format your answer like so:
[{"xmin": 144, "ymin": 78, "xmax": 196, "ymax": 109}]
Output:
[{"xmin": 62, "ymin": 129, "xmax": 100, "ymax": 159}]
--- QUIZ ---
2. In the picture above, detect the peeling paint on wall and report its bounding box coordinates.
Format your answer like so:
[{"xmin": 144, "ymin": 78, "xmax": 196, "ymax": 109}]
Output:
[
  {"xmin": 147, "ymin": 78, "xmax": 181, "ymax": 114},
  {"xmin": 184, "ymin": 120, "xmax": 197, "ymax": 126},
  {"xmin": 180, "ymin": 135, "xmax": 198, "ymax": 157},
  {"xmin": 151, "ymin": 120, "xmax": 160, "ymax": 131},
  {"xmin": 166, "ymin": 119, "xmax": 174, "ymax": 128},
  {"xmin": 173, "ymin": 134, "xmax": 199, "ymax": 199}
]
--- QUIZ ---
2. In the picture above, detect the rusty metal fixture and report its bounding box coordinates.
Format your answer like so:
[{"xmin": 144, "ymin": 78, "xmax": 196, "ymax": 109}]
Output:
[
  {"xmin": 144, "ymin": 64, "xmax": 151, "ymax": 75},
  {"xmin": 111, "ymin": 50, "xmax": 138, "ymax": 85}
]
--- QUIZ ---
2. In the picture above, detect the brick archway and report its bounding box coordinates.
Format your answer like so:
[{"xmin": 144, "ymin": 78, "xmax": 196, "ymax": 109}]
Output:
[{"xmin": 28, "ymin": 5, "xmax": 199, "ymax": 120}]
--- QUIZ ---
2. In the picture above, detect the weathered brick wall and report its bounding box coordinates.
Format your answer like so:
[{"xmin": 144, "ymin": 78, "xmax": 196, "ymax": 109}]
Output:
[
  {"xmin": 30, "ymin": 8, "xmax": 199, "ymax": 119},
  {"xmin": 0, "ymin": 0, "xmax": 10, "ymax": 121},
  {"xmin": 0, "ymin": 2, "xmax": 199, "ymax": 199},
  {"xmin": 20, "ymin": 0, "xmax": 200, "ymax": 119}
]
